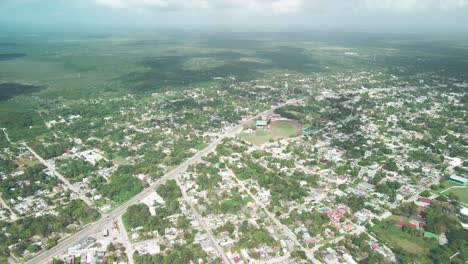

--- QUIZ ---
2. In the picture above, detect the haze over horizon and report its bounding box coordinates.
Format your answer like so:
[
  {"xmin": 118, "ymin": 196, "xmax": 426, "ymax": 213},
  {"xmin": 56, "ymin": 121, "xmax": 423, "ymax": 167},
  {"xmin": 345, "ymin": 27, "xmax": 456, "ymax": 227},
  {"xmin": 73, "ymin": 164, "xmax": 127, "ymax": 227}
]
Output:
[{"xmin": 1, "ymin": 0, "xmax": 468, "ymax": 34}]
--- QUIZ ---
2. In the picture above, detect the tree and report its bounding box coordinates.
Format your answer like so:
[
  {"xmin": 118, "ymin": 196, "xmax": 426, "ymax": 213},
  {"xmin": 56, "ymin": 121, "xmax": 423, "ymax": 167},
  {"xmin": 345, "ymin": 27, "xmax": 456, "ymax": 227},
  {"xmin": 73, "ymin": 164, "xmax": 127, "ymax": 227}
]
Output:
[
  {"xmin": 123, "ymin": 204, "xmax": 151, "ymax": 229},
  {"xmin": 420, "ymin": 190, "xmax": 431, "ymax": 197},
  {"xmin": 291, "ymin": 250, "xmax": 307, "ymax": 260}
]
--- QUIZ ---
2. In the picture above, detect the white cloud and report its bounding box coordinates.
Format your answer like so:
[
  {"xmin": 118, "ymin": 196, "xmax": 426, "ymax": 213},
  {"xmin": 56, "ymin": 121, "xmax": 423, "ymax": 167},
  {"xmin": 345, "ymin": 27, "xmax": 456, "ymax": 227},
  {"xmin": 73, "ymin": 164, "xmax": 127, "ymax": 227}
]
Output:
[
  {"xmin": 96, "ymin": 0, "xmax": 184, "ymax": 10},
  {"xmin": 271, "ymin": 0, "xmax": 303, "ymax": 14},
  {"xmin": 95, "ymin": 0, "xmax": 304, "ymax": 14},
  {"xmin": 362, "ymin": 0, "xmax": 467, "ymax": 12},
  {"xmin": 94, "ymin": 0, "xmax": 468, "ymax": 14},
  {"xmin": 96, "ymin": 0, "xmax": 127, "ymax": 8}
]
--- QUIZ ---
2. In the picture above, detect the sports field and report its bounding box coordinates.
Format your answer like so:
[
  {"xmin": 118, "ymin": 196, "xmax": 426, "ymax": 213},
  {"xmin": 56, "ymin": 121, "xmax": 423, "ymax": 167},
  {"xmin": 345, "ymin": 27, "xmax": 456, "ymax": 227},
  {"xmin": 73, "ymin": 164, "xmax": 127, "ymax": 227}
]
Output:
[
  {"xmin": 240, "ymin": 120, "xmax": 301, "ymax": 145},
  {"xmin": 270, "ymin": 120, "xmax": 301, "ymax": 138}
]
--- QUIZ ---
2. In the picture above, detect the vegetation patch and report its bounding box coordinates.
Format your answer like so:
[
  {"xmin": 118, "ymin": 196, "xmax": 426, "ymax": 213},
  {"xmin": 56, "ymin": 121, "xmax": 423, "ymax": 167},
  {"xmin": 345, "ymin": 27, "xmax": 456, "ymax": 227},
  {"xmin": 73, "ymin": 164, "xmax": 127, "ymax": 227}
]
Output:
[
  {"xmin": 0, "ymin": 82, "xmax": 45, "ymax": 101},
  {"xmin": 99, "ymin": 166, "xmax": 144, "ymax": 204},
  {"xmin": 220, "ymin": 196, "xmax": 253, "ymax": 214},
  {"xmin": 0, "ymin": 53, "xmax": 25, "ymax": 61},
  {"xmin": 240, "ymin": 130, "xmax": 275, "ymax": 145},
  {"xmin": 240, "ymin": 120, "xmax": 301, "ymax": 145},
  {"xmin": 443, "ymin": 187, "xmax": 468, "ymax": 204},
  {"xmin": 270, "ymin": 120, "xmax": 301, "ymax": 138},
  {"xmin": 371, "ymin": 221, "xmax": 437, "ymax": 256}
]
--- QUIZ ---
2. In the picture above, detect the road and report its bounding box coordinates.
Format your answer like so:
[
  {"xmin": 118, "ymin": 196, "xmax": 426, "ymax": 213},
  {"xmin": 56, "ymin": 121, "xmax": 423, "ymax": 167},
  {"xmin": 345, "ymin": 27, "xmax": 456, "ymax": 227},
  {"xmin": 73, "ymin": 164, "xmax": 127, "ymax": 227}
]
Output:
[
  {"xmin": 0, "ymin": 196, "xmax": 17, "ymax": 221},
  {"xmin": 440, "ymin": 185, "xmax": 467, "ymax": 194},
  {"xmin": 25, "ymin": 102, "xmax": 289, "ymax": 264},
  {"xmin": 307, "ymin": 225, "xmax": 366, "ymax": 257},
  {"xmin": 404, "ymin": 176, "xmax": 442, "ymax": 203},
  {"xmin": 228, "ymin": 169, "xmax": 322, "ymax": 264},
  {"xmin": 117, "ymin": 215, "xmax": 134, "ymax": 264},
  {"xmin": 22, "ymin": 144, "xmax": 95, "ymax": 208},
  {"xmin": 258, "ymin": 253, "xmax": 290, "ymax": 264},
  {"xmin": 1, "ymin": 128, "xmax": 11, "ymax": 143},
  {"xmin": 176, "ymin": 178, "xmax": 232, "ymax": 264}
]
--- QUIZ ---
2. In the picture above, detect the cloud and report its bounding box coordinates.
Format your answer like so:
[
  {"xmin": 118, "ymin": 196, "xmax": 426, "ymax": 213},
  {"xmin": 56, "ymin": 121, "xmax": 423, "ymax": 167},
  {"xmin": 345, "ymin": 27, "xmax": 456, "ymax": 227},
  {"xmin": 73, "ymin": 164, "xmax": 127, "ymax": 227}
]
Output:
[
  {"xmin": 362, "ymin": 0, "xmax": 467, "ymax": 12},
  {"xmin": 94, "ymin": 0, "xmax": 468, "ymax": 15},
  {"xmin": 95, "ymin": 0, "xmax": 304, "ymax": 14},
  {"xmin": 96, "ymin": 0, "xmax": 126, "ymax": 8},
  {"xmin": 272, "ymin": 0, "xmax": 303, "ymax": 14}
]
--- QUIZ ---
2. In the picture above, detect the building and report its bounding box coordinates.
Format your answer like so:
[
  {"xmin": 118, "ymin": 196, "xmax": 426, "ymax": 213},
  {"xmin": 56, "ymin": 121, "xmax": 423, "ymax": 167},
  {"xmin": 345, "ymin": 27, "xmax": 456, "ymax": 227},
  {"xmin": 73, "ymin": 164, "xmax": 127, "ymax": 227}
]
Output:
[
  {"xmin": 256, "ymin": 120, "xmax": 268, "ymax": 130},
  {"xmin": 424, "ymin": 232, "xmax": 440, "ymax": 240},
  {"xmin": 302, "ymin": 127, "xmax": 317, "ymax": 134},
  {"xmin": 357, "ymin": 182, "xmax": 375, "ymax": 192},
  {"xmin": 409, "ymin": 215, "xmax": 426, "ymax": 229},
  {"xmin": 395, "ymin": 220, "xmax": 417, "ymax": 229},
  {"xmin": 448, "ymin": 175, "xmax": 467, "ymax": 186},
  {"xmin": 460, "ymin": 207, "xmax": 468, "ymax": 216},
  {"xmin": 343, "ymin": 254, "xmax": 358, "ymax": 264}
]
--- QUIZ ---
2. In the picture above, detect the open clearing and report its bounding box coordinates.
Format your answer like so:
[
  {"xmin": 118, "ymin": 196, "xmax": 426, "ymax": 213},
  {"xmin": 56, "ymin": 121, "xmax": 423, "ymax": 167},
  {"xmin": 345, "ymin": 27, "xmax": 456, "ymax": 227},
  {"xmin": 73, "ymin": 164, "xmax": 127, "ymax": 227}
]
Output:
[
  {"xmin": 240, "ymin": 130, "xmax": 275, "ymax": 145},
  {"xmin": 240, "ymin": 120, "xmax": 301, "ymax": 145},
  {"xmin": 371, "ymin": 222, "xmax": 437, "ymax": 257},
  {"xmin": 443, "ymin": 187, "xmax": 468, "ymax": 204},
  {"xmin": 270, "ymin": 120, "xmax": 300, "ymax": 138}
]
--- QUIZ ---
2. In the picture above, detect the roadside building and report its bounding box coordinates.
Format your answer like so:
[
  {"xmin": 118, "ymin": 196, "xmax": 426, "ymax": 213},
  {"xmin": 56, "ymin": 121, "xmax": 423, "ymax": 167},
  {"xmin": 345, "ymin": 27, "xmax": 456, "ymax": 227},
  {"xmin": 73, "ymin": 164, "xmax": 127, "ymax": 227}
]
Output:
[
  {"xmin": 448, "ymin": 175, "xmax": 467, "ymax": 186},
  {"xmin": 256, "ymin": 120, "xmax": 268, "ymax": 130}
]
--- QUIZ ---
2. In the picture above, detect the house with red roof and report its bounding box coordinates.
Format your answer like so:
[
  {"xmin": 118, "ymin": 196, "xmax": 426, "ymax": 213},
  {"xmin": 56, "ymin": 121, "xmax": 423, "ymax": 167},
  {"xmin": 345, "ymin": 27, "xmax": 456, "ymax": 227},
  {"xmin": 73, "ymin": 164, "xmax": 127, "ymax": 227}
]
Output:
[{"xmin": 395, "ymin": 220, "xmax": 417, "ymax": 229}]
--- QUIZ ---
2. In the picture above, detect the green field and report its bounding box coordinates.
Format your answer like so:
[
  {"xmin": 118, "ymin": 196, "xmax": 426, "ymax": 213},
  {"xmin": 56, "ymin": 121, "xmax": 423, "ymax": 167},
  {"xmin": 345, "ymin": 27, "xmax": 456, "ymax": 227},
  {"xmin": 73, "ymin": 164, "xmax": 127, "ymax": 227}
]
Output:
[
  {"xmin": 221, "ymin": 196, "xmax": 254, "ymax": 213},
  {"xmin": 433, "ymin": 180, "xmax": 459, "ymax": 192},
  {"xmin": 240, "ymin": 121, "xmax": 300, "ymax": 145},
  {"xmin": 240, "ymin": 130, "xmax": 275, "ymax": 145},
  {"xmin": 371, "ymin": 222, "xmax": 438, "ymax": 258},
  {"xmin": 271, "ymin": 120, "xmax": 299, "ymax": 138},
  {"xmin": 443, "ymin": 187, "xmax": 468, "ymax": 204},
  {"xmin": 112, "ymin": 156, "xmax": 128, "ymax": 166}
]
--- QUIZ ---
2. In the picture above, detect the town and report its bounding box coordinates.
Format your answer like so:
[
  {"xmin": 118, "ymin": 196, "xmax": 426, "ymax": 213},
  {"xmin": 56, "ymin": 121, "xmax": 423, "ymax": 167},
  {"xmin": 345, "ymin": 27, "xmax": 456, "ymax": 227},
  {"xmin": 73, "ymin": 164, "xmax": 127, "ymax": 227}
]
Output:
[{"xmin": 1, "ymin": 66, "xmax": 467, "ymax": 264}]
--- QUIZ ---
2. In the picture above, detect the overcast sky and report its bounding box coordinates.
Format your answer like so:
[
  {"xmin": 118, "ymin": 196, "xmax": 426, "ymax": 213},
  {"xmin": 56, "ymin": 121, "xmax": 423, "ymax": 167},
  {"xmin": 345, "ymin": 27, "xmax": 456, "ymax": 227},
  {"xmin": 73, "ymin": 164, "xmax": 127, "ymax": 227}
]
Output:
[{"xmin": 1, "ymin": 0, "xmax": 468, "ymax": 33}]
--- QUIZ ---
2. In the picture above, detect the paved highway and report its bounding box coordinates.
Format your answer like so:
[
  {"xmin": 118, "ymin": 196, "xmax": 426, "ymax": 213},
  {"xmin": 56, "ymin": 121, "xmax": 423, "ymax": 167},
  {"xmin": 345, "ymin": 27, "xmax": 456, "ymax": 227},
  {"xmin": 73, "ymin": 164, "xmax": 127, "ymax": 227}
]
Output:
[{"xmin": 26, "ymin": 103, "xmax": 288, "ymax": 264}]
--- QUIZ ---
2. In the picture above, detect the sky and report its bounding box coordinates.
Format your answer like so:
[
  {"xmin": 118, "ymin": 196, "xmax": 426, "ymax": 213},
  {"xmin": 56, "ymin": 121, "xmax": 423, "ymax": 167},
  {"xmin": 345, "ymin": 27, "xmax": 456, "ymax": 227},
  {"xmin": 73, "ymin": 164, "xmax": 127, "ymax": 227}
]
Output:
[{"xmin": 1, "ymin": 0, "xmax": 468, "ymax": 33}]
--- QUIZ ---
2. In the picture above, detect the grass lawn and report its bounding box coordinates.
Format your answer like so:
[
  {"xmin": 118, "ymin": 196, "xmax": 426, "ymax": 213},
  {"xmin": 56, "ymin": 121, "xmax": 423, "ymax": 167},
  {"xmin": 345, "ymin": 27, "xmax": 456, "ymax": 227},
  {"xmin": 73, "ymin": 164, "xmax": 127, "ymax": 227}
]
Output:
[
  {"xmin": 240, "ymin": 120, "xmax": 301, "ymax": 145},
  {"xmin": 388, "ymin": 215, "xmax": 409, "ymax": 222},
  {"xmin": 371, "ymin": 222, "xmax": 438, "ymax": 256},
  {"xmin": 432, "ymin": 180, "xmax": 459, "ymax": 192},
  {"xmin": 112, "ymin": 156, "xmax": 128, "ymax": 166},
  {"xmin": 271, "ymin": 120, "xmax": 299, "ymax": 138},
  {"xmin": 443, "ymin": 187, "xmax": 468, "ymax": 204},
  {"xmin": 21, "ymin": 159, "xmax": 40, "ymax": 167},
  {"xmin": 221, "ymin": 196, "xmax": 254, "ymax": 213},
  {"xmin": 224, "ymin": 196, "xmax": 254, "ymax": 206},
  {"xmin": 240, "ymin": 130, "xmax": 275, "ymax": 145}
]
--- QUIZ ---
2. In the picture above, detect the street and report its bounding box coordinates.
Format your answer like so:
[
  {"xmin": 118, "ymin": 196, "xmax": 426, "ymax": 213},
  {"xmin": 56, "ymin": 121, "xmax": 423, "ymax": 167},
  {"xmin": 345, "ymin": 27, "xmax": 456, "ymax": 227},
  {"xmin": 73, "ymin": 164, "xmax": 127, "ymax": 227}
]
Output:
[
  {"xmin": 23, "ymin": 144, "xmax": 95, "ymax": 208},
  {"xmin": 25, "ymin": 103, "xmax": 288, "ymax": 264}
]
